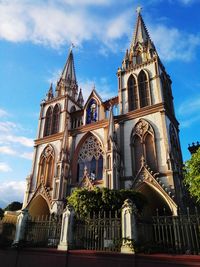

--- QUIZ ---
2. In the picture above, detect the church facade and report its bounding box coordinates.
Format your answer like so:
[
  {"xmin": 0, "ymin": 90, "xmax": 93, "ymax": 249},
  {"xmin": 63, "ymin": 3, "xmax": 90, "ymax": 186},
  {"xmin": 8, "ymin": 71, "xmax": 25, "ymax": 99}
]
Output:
[{"xmin": 22, "ymin": 11, "xmax": 184, "ymax": 217}]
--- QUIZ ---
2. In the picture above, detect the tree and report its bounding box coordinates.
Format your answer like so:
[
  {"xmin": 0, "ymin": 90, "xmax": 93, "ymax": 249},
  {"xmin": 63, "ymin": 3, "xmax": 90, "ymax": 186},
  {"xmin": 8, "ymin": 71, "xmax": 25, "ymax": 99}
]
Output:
[
  {"xmin": 4, "ymin": 201, "xmax": 22, "ymax": 212},
  {"xmin": 184, "ymin": 147, "xmax": 200, "ymax": 203},
  {"xmin": 67, "ymin": 187, "xmax": 147, "ymax": 218}
]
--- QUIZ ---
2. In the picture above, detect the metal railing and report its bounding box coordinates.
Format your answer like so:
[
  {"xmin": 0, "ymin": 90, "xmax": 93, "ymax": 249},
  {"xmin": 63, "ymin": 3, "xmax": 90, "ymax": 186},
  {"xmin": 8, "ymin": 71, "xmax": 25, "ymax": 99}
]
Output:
[
  {"xmin": 152, "ymin": 208, "xmax": 200, "ymax": 255},
  {"xmin": 73, "ymin": 210, "xmax": 122, "ymax": 252},
  {"xmin": 24, "ymin": 215, "xmax": 62, "ymax": 248}
]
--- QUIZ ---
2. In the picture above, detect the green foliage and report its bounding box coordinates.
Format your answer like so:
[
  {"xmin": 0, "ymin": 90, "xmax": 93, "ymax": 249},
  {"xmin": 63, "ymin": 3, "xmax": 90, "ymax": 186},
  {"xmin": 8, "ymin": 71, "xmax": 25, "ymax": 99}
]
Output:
[
  {"xmin": 4, "ymin": 201, "xmax": 22, "ymax": 212},
  {"xmin": 184, "ymin": 147, "xmax": 200, "ymax": 202},
  {"xmin": 67, "ymin": 187, "xmax": 147, "ymax": 217}
]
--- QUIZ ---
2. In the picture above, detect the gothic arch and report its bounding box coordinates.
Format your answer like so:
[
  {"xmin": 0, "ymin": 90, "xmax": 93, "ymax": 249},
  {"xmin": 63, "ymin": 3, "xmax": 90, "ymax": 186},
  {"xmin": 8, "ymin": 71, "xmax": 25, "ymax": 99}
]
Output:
[
  {"xmin": 127, "ymin": 74, "xmax": 139, "ymax": 111},
  {"xmin": 131, "ymin": 119, "xmax": 157, "ymax": 175},
  {"xmin": 138, "ymin": 70, "xmax": 151, "ymax": 108},
  {"xmin": 52, "ymin": 104, "xmax": 61, "ymax": 134},
  {"xmin": 28, "ymin": 194, "xmax": 50, "ymax": 217},
  {"xmin": 72, "ymin": 132, "xmax": 105, "ymax": 183},
  {"xmin": 44, "ymin": 106, "xmax": 53, "ymax": 137},
  {"xmin": 86, "ymin": 98, "xmax": 98, "ymax": 124},
  {"xmin": 136, "ymin": 181, "xmax": 177, "ymax": 217},
  {"xmin": 37, "ymin": 144, "xmax": 55, "ymax": 189}
]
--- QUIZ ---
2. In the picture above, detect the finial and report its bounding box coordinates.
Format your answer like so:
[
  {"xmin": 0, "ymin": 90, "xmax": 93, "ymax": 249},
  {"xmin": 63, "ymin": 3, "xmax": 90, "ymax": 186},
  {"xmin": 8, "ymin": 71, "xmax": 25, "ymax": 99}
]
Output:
[
  {"xmin": 70, "ymin": 42, "xmax": 75, "ymax": 52},
  {"xmin": 136, "ymin": 6, "xmax": 142, "ymax": 15}
]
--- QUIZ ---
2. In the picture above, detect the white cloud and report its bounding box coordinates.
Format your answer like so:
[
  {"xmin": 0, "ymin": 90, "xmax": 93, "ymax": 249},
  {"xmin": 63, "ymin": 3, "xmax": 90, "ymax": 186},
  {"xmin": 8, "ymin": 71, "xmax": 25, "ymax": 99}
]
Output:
[
  {"xmin": 0, "ymin": 162, "xmax": 12, "ymax": 172},
  {"xmin": 0, "ymin": 121, "xmax": 18, "ymax": 133},
  {"xmin": 0, "ymin": 146, "xmax": 16, "ymax": 155},
  {"xmin": 61, "ymin": 0, "xmax": 112, "ymax": 5},
  {"xmin": 79, "ymin": 77, "xmax": 116, "ymax": 102},
  {"xmin": 0, "ymin": 109, "xmax": 8, "ymax": 118},
  {"xmin": 150, "ymin": 24, "xmax": 200, "ymax": 62},
  {"xmin": 178, "ymin": 95, "xmax": 200, "ymax": 128},
  {"xmin": 178, "ymin": 95, "xmax": 200, "ymax": 116},
  {"xmin": 0, "ymin": 180, "xmax": 25, "ymax": 207},
  {"xmin": 20, "ymin": 152, "xmax": 34, "ymax": 160},
  {"xmin": 0, "ymin": 110, "xmax": 34, "ymax": 160},
  {"xmin": 0, "ymin": 1, "xmax": 132, "ymax": 50}
]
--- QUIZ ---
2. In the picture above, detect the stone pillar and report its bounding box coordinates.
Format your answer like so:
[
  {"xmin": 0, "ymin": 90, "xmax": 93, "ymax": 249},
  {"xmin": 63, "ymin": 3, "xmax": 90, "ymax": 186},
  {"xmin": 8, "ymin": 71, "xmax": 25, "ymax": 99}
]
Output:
[
  {"xmin": 121, "ymin": 199, "xmax": 137, "ymax": 254},
  {"xmin": 57, "ymin": 205, "xmax": 75, "ymax": 251},
  {"xmin": 13, "ymin": 208, "xmax": 29, "ymax": 246}
]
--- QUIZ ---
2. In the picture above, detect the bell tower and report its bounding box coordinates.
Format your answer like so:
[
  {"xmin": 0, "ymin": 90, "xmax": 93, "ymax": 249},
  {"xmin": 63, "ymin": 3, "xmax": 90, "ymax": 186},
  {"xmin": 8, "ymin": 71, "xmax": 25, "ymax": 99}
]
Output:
[{"xmin": 117, "ymin": 8, "xmax": 184, "ymax": 213}]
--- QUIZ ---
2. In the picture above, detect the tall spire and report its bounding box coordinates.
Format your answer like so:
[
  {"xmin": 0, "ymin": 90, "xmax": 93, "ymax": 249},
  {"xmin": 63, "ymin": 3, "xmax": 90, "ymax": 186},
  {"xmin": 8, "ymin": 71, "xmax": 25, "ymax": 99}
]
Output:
[
  {"xmin": 131, "ymin": 8, "xmax": 152, "ymax": 50},
  {"xmin": 122, "ymin": 8, "xmax": 157, "ymax": 69},
  {"xmin": 61, "ymin": 48, "xmax": 77, "ymax": 83},
  {"xmin": 56, "ymin": 46, "xmax": 78, "ymax": 99}
]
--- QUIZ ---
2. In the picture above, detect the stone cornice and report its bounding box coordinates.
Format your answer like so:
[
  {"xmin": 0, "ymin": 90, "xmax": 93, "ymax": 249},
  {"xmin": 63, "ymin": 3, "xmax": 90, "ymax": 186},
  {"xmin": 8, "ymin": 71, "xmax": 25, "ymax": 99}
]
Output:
[
  {"xmin": 35, "ymin": 132, "xmax": 63, "ymax": 146},
  {"xmin": 69, "ymin": 119, "xmax": 109, "ymax": 136},
  {"xmin": 116, "ymin": 103, "xmax": 164, "ymax": 123}
]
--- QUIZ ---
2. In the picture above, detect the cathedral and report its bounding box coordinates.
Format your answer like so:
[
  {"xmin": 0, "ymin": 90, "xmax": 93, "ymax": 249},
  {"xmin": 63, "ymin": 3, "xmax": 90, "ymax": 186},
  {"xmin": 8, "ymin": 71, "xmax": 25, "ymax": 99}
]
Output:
[{"xmin": 22, "ymin": 10, "xmax": 184, "ymax": 218}]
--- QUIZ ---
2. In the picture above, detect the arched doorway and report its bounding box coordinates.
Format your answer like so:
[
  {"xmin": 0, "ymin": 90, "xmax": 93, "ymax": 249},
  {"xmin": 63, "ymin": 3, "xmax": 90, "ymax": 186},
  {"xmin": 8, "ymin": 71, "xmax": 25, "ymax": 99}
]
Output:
[
  {"xmin": 28, "ymin": 195, "xmax": 50, "ymax": 217},
  {"xmin": 137, "ymin": 182, "xmax": 173, "ymax": 219}
]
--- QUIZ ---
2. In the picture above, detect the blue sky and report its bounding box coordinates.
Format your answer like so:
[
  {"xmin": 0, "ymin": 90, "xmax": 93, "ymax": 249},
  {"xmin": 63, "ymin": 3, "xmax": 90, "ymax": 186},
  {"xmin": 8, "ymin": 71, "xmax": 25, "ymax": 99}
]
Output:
[{"xmin": 0, "ymin": 0, "xmax": 200, "ymax": 208}]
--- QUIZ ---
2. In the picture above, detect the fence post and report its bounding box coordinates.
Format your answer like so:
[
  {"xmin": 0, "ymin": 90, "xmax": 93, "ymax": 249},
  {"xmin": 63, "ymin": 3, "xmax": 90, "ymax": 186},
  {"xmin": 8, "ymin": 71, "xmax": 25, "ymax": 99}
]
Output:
[
  {"xmin": 57, "ymin": 205, "xmax": 75, "ymax": 251},
  {"xmin": 12, "ymin": 208, "xmax": 29, "ymax": 246},
  {"xmin": 121, "ymin": 199, "xmax": 137, "ymax": 254}
]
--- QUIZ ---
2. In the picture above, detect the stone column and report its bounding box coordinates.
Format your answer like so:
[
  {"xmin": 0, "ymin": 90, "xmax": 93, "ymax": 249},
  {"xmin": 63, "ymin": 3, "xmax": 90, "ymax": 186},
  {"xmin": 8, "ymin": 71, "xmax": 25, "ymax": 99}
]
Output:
[
  {"xmin": 12, "ymin": 208, "xmax": 29, "ymax": 246},
  {"xmin": 121, "ymin": 199, "xmax": 137, "ymax": 254},
  {"xmin": 57, "ymin": 205, "xmax": 75, "ymax": 251}
]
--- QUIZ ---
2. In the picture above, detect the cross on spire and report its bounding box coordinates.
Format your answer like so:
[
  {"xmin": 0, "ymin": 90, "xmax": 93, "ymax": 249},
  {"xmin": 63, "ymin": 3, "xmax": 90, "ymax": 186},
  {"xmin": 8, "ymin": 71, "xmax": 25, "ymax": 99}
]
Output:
[{"xmin": 136, "ymin": 6, "xmax": 142, "ymax": 15}]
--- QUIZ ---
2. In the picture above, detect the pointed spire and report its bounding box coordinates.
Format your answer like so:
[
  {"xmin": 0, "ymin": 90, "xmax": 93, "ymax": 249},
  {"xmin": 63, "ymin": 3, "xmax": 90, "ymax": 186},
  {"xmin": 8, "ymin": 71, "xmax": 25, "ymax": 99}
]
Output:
[
  {"xmin": 61, "ymin": 49, "xmax": 77, "ymax": 83},
  {"xmin": 131, "ymin": 8, "xmax": 152, "ymax": 49},
  {"xmin": 56, "ymin": 45, "xmax": 78, "ymax": 99},
  {"xmin": 108, "ymin": 106, "xmax": 115, "ymax": 141},
  {"xmin": 77, "ymin": 88, "xmax": 84, "ymax": 107},
  {"xmin": 46, "ymin": 83, "xmax": 54, "ymax": 100}
]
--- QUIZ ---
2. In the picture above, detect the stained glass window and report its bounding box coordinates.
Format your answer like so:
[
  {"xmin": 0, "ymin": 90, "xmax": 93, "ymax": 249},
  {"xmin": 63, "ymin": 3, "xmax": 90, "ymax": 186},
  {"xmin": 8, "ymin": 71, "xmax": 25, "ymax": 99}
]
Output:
[{"xmin": 86, "ymin": 99, "xmax": 98, "ymax": 124}]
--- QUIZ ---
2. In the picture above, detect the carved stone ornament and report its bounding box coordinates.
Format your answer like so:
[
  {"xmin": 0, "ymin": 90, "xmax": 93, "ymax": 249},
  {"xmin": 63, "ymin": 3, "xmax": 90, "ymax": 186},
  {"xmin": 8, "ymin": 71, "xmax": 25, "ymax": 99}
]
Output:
[
  {"xmin": 78, "ymin": 175, "xmax": 94, "ymax": 191},
  {"xmin": 78, "ymin": 135, "xmax": 104, "ymax": 162},
  {"xmin": 134, "ymin": 119, "xmax": 154, "ymax": 139},
  {"xmin": 44, "ymin": 145, "xmax": 54, "ymax": 158}
]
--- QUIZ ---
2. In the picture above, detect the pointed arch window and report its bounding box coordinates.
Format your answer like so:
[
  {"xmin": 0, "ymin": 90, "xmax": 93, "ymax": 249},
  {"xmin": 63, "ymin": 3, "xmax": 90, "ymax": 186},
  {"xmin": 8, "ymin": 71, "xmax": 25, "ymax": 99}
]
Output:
[
  {"xmin": 86, "ymin": 99, "xmax": 98, "ymax": 124},
  {"xmin": 169, "ymin": 124, "xmax": 180, "ymax": 170},
  {"xmin": 128, "ymin": 75, "xmax": 138, "ymax": 111},
  {"xmin": 37, "ymin": 145, "xmax": 55, "ymax": 188},
  {"xmin": 52, "ymin": 104, "xmax": 60, "ymax": 134},
  {"xmin": 131, "ymin": 119, "xmax": 157, "ymax": 175},
  {"xmin": 77, "ymin": 135, "xmax": 104, "ymax": 181},
  {"xmin": 138, "ymin": 70, "xmax": 150, "ymax": 108},
  {"xmin": 44, "ymin": 107, "xmax": 53, "ymax": 137}
]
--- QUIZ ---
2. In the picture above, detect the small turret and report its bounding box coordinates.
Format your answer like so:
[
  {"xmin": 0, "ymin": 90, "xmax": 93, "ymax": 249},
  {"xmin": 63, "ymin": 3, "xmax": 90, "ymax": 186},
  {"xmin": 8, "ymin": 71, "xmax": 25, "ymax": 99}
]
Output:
[
  {"xmin": 46, "ymin": 83, "xmax": 54, "ymax": 101},
  {"xmin": 77, "ymin": 88, "xmax": 84, "ymax": 107}
]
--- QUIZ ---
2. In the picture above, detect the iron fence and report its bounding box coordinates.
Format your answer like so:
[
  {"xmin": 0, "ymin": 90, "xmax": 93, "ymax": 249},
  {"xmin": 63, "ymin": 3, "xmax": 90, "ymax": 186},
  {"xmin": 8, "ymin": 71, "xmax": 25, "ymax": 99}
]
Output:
[
  {"xmin": 0, "ymin": 221, "xmax": 16, "ymax": 247},
  {"xmin": 73, "ymin": 210, "xmax": 122, "ymax": 252},
  {"xmin": 152, "ymin": 208, "xmax": 200, "ymax": 255},
  {"xmin": 24, "ymin": 215, "xmax": 62, "ymax": 248}
]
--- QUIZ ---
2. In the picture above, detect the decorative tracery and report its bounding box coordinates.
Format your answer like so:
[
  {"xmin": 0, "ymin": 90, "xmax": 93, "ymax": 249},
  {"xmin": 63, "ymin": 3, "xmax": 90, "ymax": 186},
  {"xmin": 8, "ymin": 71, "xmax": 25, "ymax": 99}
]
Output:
[
  {"xmin": 43, "ymin": 105, "xmax": 60, "ymax": 137},
  {"xmin": 77, "ymin": 135, "xmax": 104, "ymax": 181},
  {"xmin": 131, "ymin": 119, "xmax": 157, "ymax": 174},
  {"xmin": 37, "ymin": 145, "xmax": 55, "ymax": 188},
  {"xmin": 127, "ymin": 70, "xmax": 151, "ymax": 113}
]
